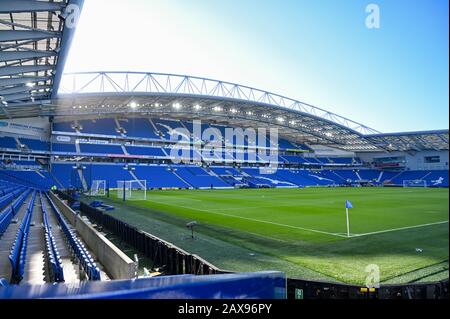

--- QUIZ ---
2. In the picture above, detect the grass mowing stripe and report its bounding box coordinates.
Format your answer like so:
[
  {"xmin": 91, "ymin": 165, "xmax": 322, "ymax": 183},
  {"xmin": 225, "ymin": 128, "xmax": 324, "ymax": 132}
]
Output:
[
  {"xmin": 352, "ymin": 220, "xmax": 449, "ymax": 237},
  {"xmin": 145, "ymin": 198, "xmax": 347, "ymax": 238},
  {"xmin": 103, "ymin": 187, "xmax": 448, "ymax": 284}
]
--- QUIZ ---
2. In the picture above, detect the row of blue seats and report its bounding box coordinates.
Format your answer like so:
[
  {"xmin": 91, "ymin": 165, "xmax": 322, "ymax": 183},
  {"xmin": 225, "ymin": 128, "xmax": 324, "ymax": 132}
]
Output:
[
  {"xmin": 40, "ymin": 192, "xmax": 65, "ymax": 283},
  {"xmin": 46, "ymin": 193, "xmax": 101, "ymax": 281},
  {"xmin": 0, "ymin": 186, "xmax": 27, "ymax": 210},
  {"xmin": 9, "ymin": 191, "xmax": 36, "ymax": 283},
  {"xmin": 0, "ymin": 191, "xmax": 16, "ymax": 210},
  {"xmin": 0, "ymin": 188, "xmax": 30, "ymax": 236},
  {"xmin": 0, "ymin": 185, "xmax": 23, "ymax": 197},
  {"xmin": 51, "ymin": 118, "xmax": 308, "ymax": 151},
  {"xmin": 0, "ymin": 170, "xmax": 56, "ymax": 190}
]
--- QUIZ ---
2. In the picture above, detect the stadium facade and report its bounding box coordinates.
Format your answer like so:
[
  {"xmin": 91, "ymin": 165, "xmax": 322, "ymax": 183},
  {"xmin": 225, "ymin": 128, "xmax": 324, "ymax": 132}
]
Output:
[{"xmin": 0, "ymin": 0, "xmax": 448, "ymax": 299}]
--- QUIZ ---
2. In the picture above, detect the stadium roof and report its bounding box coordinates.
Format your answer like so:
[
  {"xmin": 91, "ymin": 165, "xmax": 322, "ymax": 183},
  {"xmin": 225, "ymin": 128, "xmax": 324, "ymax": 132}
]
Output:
[
  {"xmin": 0, "ymin": 0, "xmax": 83, "ymax": 118},
  {"xmin": 365, "ymin": 130, "xmax": 449, "ymax": 153},
  {"xmin": 46, "ymin": 71, "xmax": 447, "ymax": 153}
]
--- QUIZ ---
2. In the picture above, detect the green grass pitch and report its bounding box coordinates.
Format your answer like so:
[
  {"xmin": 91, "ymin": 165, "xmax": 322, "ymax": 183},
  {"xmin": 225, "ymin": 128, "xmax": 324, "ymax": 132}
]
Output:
[{"xmin": 99, "ymin": 187, "xmax": 449, "ymax": 285}]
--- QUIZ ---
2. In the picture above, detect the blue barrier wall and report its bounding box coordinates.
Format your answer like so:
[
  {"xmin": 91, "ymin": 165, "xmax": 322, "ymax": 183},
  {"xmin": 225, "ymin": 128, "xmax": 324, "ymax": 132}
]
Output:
[{"xmin": 0, "ymin": 271, "xmax": 286, "ymax": 299}]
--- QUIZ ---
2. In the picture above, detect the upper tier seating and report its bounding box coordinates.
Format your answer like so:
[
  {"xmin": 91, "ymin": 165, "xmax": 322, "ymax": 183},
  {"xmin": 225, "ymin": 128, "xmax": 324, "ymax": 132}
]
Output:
[
  {"xmin": 19, "ymin": 138, "xmax": 49, "ymax": 152},
  {"xmin": 53, "ymin": 121, "xmax": 76, "ymax": 132},
  {"xmin": 153, "ymin": 119, "xmax": 184, "ymax": 139},
  {"xmin": 277, "ymin": 139, "xmax": 300, "ymax": 150},
  {"xmin": 52, "ymin": 143, "xmax": 77, "ymax": 153},
  {"xmin": 118, "ymin": 118, "xmax": 160, "ymax": 139},
  {"xmin": 79, "ymin": 143, "xmax": 124, "ymax": 155},
  {"xmin": 78, "ymin": 119, "xmax": 118, "ymax": 136},
  {"xmin": 0, "ymin": 136, "xmax": 17, "ymax": 149},
  {"xmin": 11, "ymin": 160, "xmax": 38, "ymax": 166},
  {"xmin": 126, "ymin": 146, "xmax": 166, "ymax": 157}
]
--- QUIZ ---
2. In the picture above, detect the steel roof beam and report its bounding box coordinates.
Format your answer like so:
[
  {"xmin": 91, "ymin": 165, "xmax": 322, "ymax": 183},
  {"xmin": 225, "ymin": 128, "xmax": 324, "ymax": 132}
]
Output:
[
  {"xmin": 0, "ymin": 84, "xmax": 51, "ymax": 95},
  {"xmin": 0, "ymin": 0, "xmax": 63, "ymax": 13},
  {"xmin": 0, "ymin": 76, "xmax": 51, "ymax": 87},
  {"xmin": 2, "ymin": 92, "xmax": 49, "ymax": 103},
  {"xmin": 0, "ymin": 50, "xmax": 56, "ymax": 62},
  {"xmin": 0, "ymin": 65, "xmax": 53, "ymax": 76},
  {"xmin": 0, "ymin": 30, "xmax": 60, "ymax": 42}
]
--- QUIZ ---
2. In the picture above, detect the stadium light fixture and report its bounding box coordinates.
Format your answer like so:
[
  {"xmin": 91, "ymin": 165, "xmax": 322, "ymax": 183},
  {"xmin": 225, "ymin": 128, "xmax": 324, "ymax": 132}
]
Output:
[
  {"xmin": 194, "ymin": 104, "xmax": 201, "ymax": 110},
  {"xmin": 213, "ymin": 106, "xmax": 222, "ymax": 112},
  {"xmin": 246, "ymin": 111, "xmax": 253, "ymax": 116},
  {"xmin": 26, "ymin": 82, "xmax": 35, "ymax": 87},
  {"xmin": 130, "ymin": 102, "xmax": 137, "ymax": 109},
  {"xmin": 276, "ymin": 117, "xmax": 285, "ymax": 123},
  {"xmin": 230, "ymin": 108, "xmax": 238, "ymax": 114},
  {"xmin": 154, "ymin": 103, "xmax": 160, "ymax": 107},
  {"xmin": 173, "ymin": 102, "xmax": 182, "ymax": 109}
]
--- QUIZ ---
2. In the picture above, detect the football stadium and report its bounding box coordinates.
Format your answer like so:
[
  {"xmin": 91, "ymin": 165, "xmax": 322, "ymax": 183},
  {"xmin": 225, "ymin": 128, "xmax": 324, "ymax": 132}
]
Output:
[{"xmin": 0, "ymin": 0, "xmax": 448, "ymax": 301}]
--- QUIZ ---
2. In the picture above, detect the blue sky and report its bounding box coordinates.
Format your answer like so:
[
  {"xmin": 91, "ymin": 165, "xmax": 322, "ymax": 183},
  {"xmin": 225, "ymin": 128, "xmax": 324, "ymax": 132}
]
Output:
[{"xmin": 64, "ymin": 0, "xmax": 449, "ymax": 133}]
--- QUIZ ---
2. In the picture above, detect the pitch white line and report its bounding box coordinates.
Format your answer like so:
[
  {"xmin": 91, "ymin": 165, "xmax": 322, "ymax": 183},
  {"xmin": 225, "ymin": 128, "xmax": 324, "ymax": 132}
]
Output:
[
  {"xmin": 145, "ymin": 198, "xmax": 347, "ymax": 238},
  {"xmin": 352, "ymin": 220, "xmax": 449, "ymax": 237}
]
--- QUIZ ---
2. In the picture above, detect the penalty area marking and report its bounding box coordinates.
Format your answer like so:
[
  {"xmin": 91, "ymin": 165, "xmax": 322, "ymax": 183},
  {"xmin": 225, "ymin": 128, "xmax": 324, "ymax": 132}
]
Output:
[{"xmin": 144, "ymin": 198, "xmax": 347, "ymax": 238}]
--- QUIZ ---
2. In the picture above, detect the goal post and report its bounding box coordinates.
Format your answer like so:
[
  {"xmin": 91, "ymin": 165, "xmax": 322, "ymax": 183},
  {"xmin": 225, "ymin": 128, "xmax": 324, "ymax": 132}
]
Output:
[
  {"xmin": 117, "ymin": 180, "xmax": 147, "ymax": 200},
  {"xmin": 89, "ymin": 180, "xmax": 106, "ymax": 196},
  {"xmin": 403, "ymin": 179, "xmax": 427, "ymax": 188}
]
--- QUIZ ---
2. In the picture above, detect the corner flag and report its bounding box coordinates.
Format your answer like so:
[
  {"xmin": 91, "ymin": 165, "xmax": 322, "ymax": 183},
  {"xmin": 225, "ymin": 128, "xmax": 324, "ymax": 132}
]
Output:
[
  {"xmin": 345, "ymin": 200, "xmax": 353, "ymax": 209},
  {"xmin": 345, "ymin": 200, "xmax": 353, "ymax": 237}
]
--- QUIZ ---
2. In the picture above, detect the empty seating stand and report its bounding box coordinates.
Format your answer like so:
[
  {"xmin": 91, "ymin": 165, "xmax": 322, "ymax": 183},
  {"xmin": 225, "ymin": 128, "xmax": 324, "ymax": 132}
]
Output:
[
  {"xmin": 9, "ymin": 191, "xmax": 36, "ymax": 283},
  {"xmin": 45, "ymin": 193, "xmax": 101, "ymax": 281},
  {"xmin": 0, "ymin": 187, "xmax": 30, "ymax": 236},
  {"xmin": 40, "ymin": 192, "xmax": 64, "ymax": 282}
]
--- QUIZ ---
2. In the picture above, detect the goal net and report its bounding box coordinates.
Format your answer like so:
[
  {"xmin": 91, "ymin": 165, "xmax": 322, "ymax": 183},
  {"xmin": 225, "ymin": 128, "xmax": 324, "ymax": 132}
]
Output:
[
  {"xmin": 89, "ymin": 180, "xmax": 106, "ymax": 196},
  {"xmin": 403, "ymin": 179, "xmax": 427, "ymax": 188},
  {"xmin": 117, "ymin": 180, "xmax": 147, "ymax": 200}
]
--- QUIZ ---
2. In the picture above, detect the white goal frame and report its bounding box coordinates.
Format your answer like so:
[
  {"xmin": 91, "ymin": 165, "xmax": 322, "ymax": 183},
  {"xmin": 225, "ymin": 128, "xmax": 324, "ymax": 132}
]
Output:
[
  {"xmin": 403, "ymin": 179, "xmax": 427, "ymax": 188},
  {"xmin": 117, "ymin": 180, "xmax": 147, "ymax": 200},
  {"xmin": 89, "ymin": 180, "xmax": 106, "ymax": 196}
]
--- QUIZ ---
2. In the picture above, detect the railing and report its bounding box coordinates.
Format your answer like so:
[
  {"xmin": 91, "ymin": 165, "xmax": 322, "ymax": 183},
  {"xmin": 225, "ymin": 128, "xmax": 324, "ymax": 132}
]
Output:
[{"xmin": 56, "ymin": 190, "xmax": 222, "ymax": 276}]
